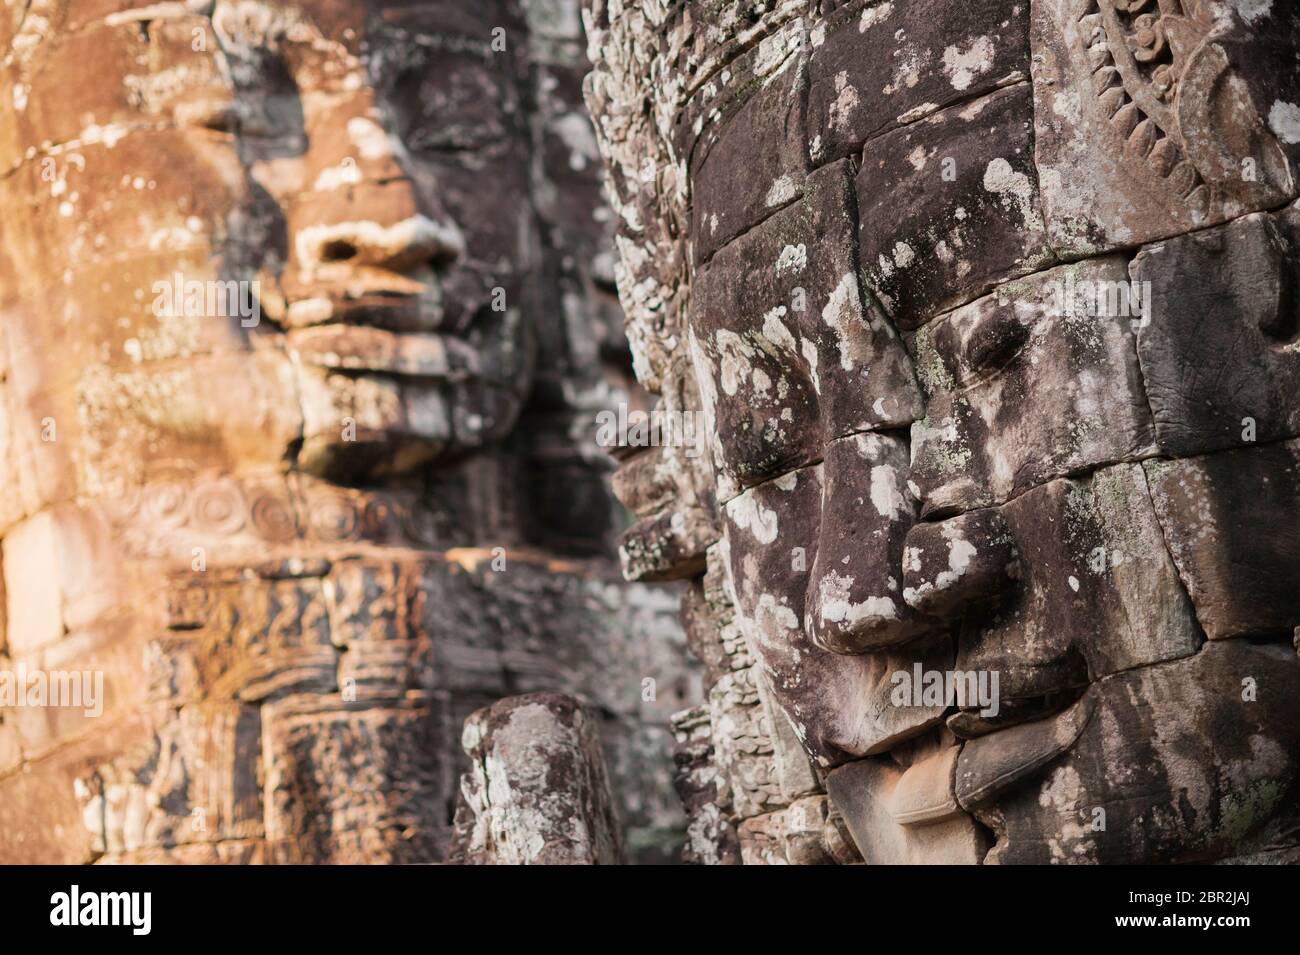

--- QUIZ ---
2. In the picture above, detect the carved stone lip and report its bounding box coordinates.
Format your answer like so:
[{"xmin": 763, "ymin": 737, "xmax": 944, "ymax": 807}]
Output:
[
  {"xmin": 286, "ymin": 323, "xmax": 479, "ymax": 380},
  {"xmin": 281, "ymin": 289, "xmax": 445, "ymax": 333},
  {"xmin": 271, "ymin": 264, "xmax": 447, "ymax": 331}
]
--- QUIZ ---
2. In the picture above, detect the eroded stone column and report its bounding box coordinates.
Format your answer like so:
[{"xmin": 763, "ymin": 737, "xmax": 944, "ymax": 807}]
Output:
[{"xmin": 450, "ymin": 693, "xmax": 625, "ymax": 865}]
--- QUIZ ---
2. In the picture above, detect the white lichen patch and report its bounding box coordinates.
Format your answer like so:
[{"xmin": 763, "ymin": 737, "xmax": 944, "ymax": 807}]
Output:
[
  {"xmin": 982, "ymin": 157, "xmax": 1042, "ymax": 230},
  {"xmin": 765, "ymin": 175, "xmax": 798, "ymax": 207},
  {"xmin": 714, "ymin": 329, "xmax": 755, "ymax": 397},
  {"xmin": 829, "ymin": 71, "xmax": 860, "ymax": 132},
  {"xmin": 860, "ymin": 2, "xmax": 894, "ymax": 31},
  {"xmin": 551, "ymin": 112, "xmax": 600, "ymax": 171},
  {"xmin": 761, "ymin": 307, "xmax": 798, "ymax": 353},
  {"xmin": 869, "ymin": 463, "xmax": 908, "ymax": 519},
  {"xmin": 897, "ymin": 101, "xmax": 940, "ymax": 125},
  {"xmin": 820, "ymin": 272, "xmax": 866, "ymax": 371},
  {"xmin": 800, "ymin": 337, "xmax": 821, "ymax": 392},
  {"xmin": 1231, "ymin": 0, "xmax": 1273, "ymax": 25},
  {"xmin": 775, "ymin": 243, "xmax": 808, "ymax": 275},
  {"xmin": 1268, "ymin": 100, "xmax": 1300, "ymax": 144},
  {"xmin": 892, "ymin": 241, "xmax": 916, "ymax": 269},
  {"xmin": 727, "ymin": 491, "xmax": 780, "ymax": 544},
  {"xmin": 346, "ymin": 115, "xmax": 398, "ymax": 160},
  {"xmin": 941, "ymin": 35, "xmax": 995, "ymax": 92},
  {"xmin": 817, "ymin": 570, "xmax": 898, "ymax": 627}
]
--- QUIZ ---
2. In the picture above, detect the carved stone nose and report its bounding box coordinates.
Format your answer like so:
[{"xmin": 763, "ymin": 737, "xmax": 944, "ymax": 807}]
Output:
[
  {"xmin": 294, "ymin": 210, "xmax": 466, "ymax": 273},
  {"xmin": 901, "ymin": 508, "xmax": 1019, "ymax": 619}
]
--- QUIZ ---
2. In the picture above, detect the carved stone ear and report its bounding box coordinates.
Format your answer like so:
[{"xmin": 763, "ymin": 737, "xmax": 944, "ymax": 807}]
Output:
[
  {"xmin": 1176, "ymin": 40, "xmax": 1292, "ymax": 202},
  {"xmin": 954, "ymin": 690, "xmax": 1095, "ymax": 811}
]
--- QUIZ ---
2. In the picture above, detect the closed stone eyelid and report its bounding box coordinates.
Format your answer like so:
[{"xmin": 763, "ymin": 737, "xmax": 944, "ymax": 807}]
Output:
[{"xmin": 957, "ymin": 310, "xmax": 1032, "ymax": 380}]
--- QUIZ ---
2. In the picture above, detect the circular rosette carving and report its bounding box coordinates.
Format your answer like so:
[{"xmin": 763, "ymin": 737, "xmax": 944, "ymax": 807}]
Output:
[
  {"xmin": 306, "ymin": 492, "xmax": 360, "ymax": 542},
  {"xmin": 191, "ymin": 478, "xmax": 248, "ymax": 535},
  {"xmin": 399, "ymin": 502, "xmax": 440, "ymax": 547},
  {"xmin": 361, "ymin": 497, "xmax": 401, "ymax": 543},
  {"xmin": 142, "ymin": 480, "xmax": 191, "ymax": 529},
  {"xmin": 249, "ymin": 491, "xmax": 300, "ymax": 542}
]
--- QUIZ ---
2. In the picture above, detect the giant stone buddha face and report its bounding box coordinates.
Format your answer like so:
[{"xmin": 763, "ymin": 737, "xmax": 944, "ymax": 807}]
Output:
[
  {"xmin": 0, "ymin": 0, "xmax": 534, "ymax": 499},
  {"xmin": 0, "ymin": 0, "xmax": 684, "ymax": 865},
  {"xmin": 586, "ymin": 0, "xmax": 1300, "ymax": 863}
]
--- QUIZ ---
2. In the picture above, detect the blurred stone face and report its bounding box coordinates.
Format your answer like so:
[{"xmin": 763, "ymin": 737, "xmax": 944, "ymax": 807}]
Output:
[
  {"xmin": 0, "ymin": 0, "xmax": 535, "ymax": 496},
  {"xmin": 0, "ymin": 1, "xmax": 698, "ymax": 866},
  {"xmin": 587, "ymin": 0, "xmax": 1300, "ymax": 863},
  {"xmin": 217, "ymin": 0, "xmax": 535, "ymax": 480}
]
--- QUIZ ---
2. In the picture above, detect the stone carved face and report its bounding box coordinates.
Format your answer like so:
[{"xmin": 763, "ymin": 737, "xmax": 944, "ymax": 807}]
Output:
[
  {"xmin": 0, "ymin": 1, "xmax": 691, "ymax": 865},
  {"xmin": 589, "ymin": 0, "xmax": 1300, "ymax": 862},
  {"xmin": 216, "ymin": 0, "xmax": 536, "ymax": 480},
  {"xmin": 0, "ymin": 0, "xmax": 534, "ymax": 502}
]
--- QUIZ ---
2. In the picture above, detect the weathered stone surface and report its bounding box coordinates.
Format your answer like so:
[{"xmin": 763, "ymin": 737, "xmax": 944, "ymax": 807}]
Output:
[
  {"xmin": 892, "ymin": 741, "xmax": 964, "ymax": 826},
  {"xmin": 753, "ymin": 668, "xmax": 819, "ymax": 803},
  {"xmin": 449, "ymin": 693, "xmax": 624, "ymax": 865},
  {"xmin": 957, "ymin": 463, "xmax": 1203, "ymax": 704},
  {"xmin": 690, "ymin": 160, "xmax": 921, "ymax": 495},
  {"xmin": 723, "ymin": 466, "xmax": 951, "ymax": 765},
  {"xmin": 681, "ymin": 20, "xmax": 810, "ymax": 266},
  {"xmin": 78, "ymin": 702, "xmax": 265, "ymax": 858},
  {"xmin": 0, "ymin": 14, "xmax": 233, "ymax": 171},
  {"xmin": 955, "ymin": 692, "xmax": 1095, "ymax": 808},
  {"xmin": 1134, "ymin": 205, "xmax": 1300, "ymax": 457},
  {"xmin": 808, "ymin": 432, "xmax": 933, "ymax": 653},
  {"xmin": 670, "ymin": 704, "xmax": 742, "ymax": 865},
  {"xmin": 910, "ymin": 257, "xmax": 1156, "ymax": 516},
  {"xmin": 736, "ymin": 792, "xmax": 863, "ymax": 865},
  {"xmin": 612, "ymin": 370, "xmax": 721, "ymax": 580},
  {"xmin": 1031, "ymin": 0, "xmax": 1300, "ymax": 256},
  {"xmin": 807, "ymin": 0, "xmax": 1031, "ymax": 166},
  {"xmin": 0, "ymin": 0, "xmax": 695, "ymax": 866},
  {"xmin": 826, "ymin": 748, "xmax": 991, "ymax": 864},
  {"xmin": 583, "ymin": 0, "xmax": 1300, "ymax": 865},
  {"xmin": 902, "ymin": 507, "xmax": 1019, "ymax": 619},
  {"xmin": 857, "ymin": 83, "xmax": 1054, "ymax": 330},
  {"xmin": 962, "ymin": 642, "xmax": 1300, "ymax": 864},
  {"xmin": 618, "ymin": 507, "xmax": 713, "ymax": 581},
  {"xmin": 1146, "ymin": 440, "xmax": 1300, "ymax": 640}
]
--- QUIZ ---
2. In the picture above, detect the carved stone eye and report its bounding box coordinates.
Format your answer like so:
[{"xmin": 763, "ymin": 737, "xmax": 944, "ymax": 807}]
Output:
[{"xmin": 961, "ymin": 311, "xmax": 1030, "ymax": 379}]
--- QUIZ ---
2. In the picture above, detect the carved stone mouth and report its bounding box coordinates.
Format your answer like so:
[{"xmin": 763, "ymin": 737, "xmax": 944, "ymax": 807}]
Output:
[
  {"xmin": 280, "ymin": 295, "xmax": 438, "ymax": 332},
  {"xmin": 263, "ymin": 264, "xmax": 449, "ymax": 331},
  {"xmin": 286, "ymin": 324, "xmax": 479, "ymax": 380}
]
